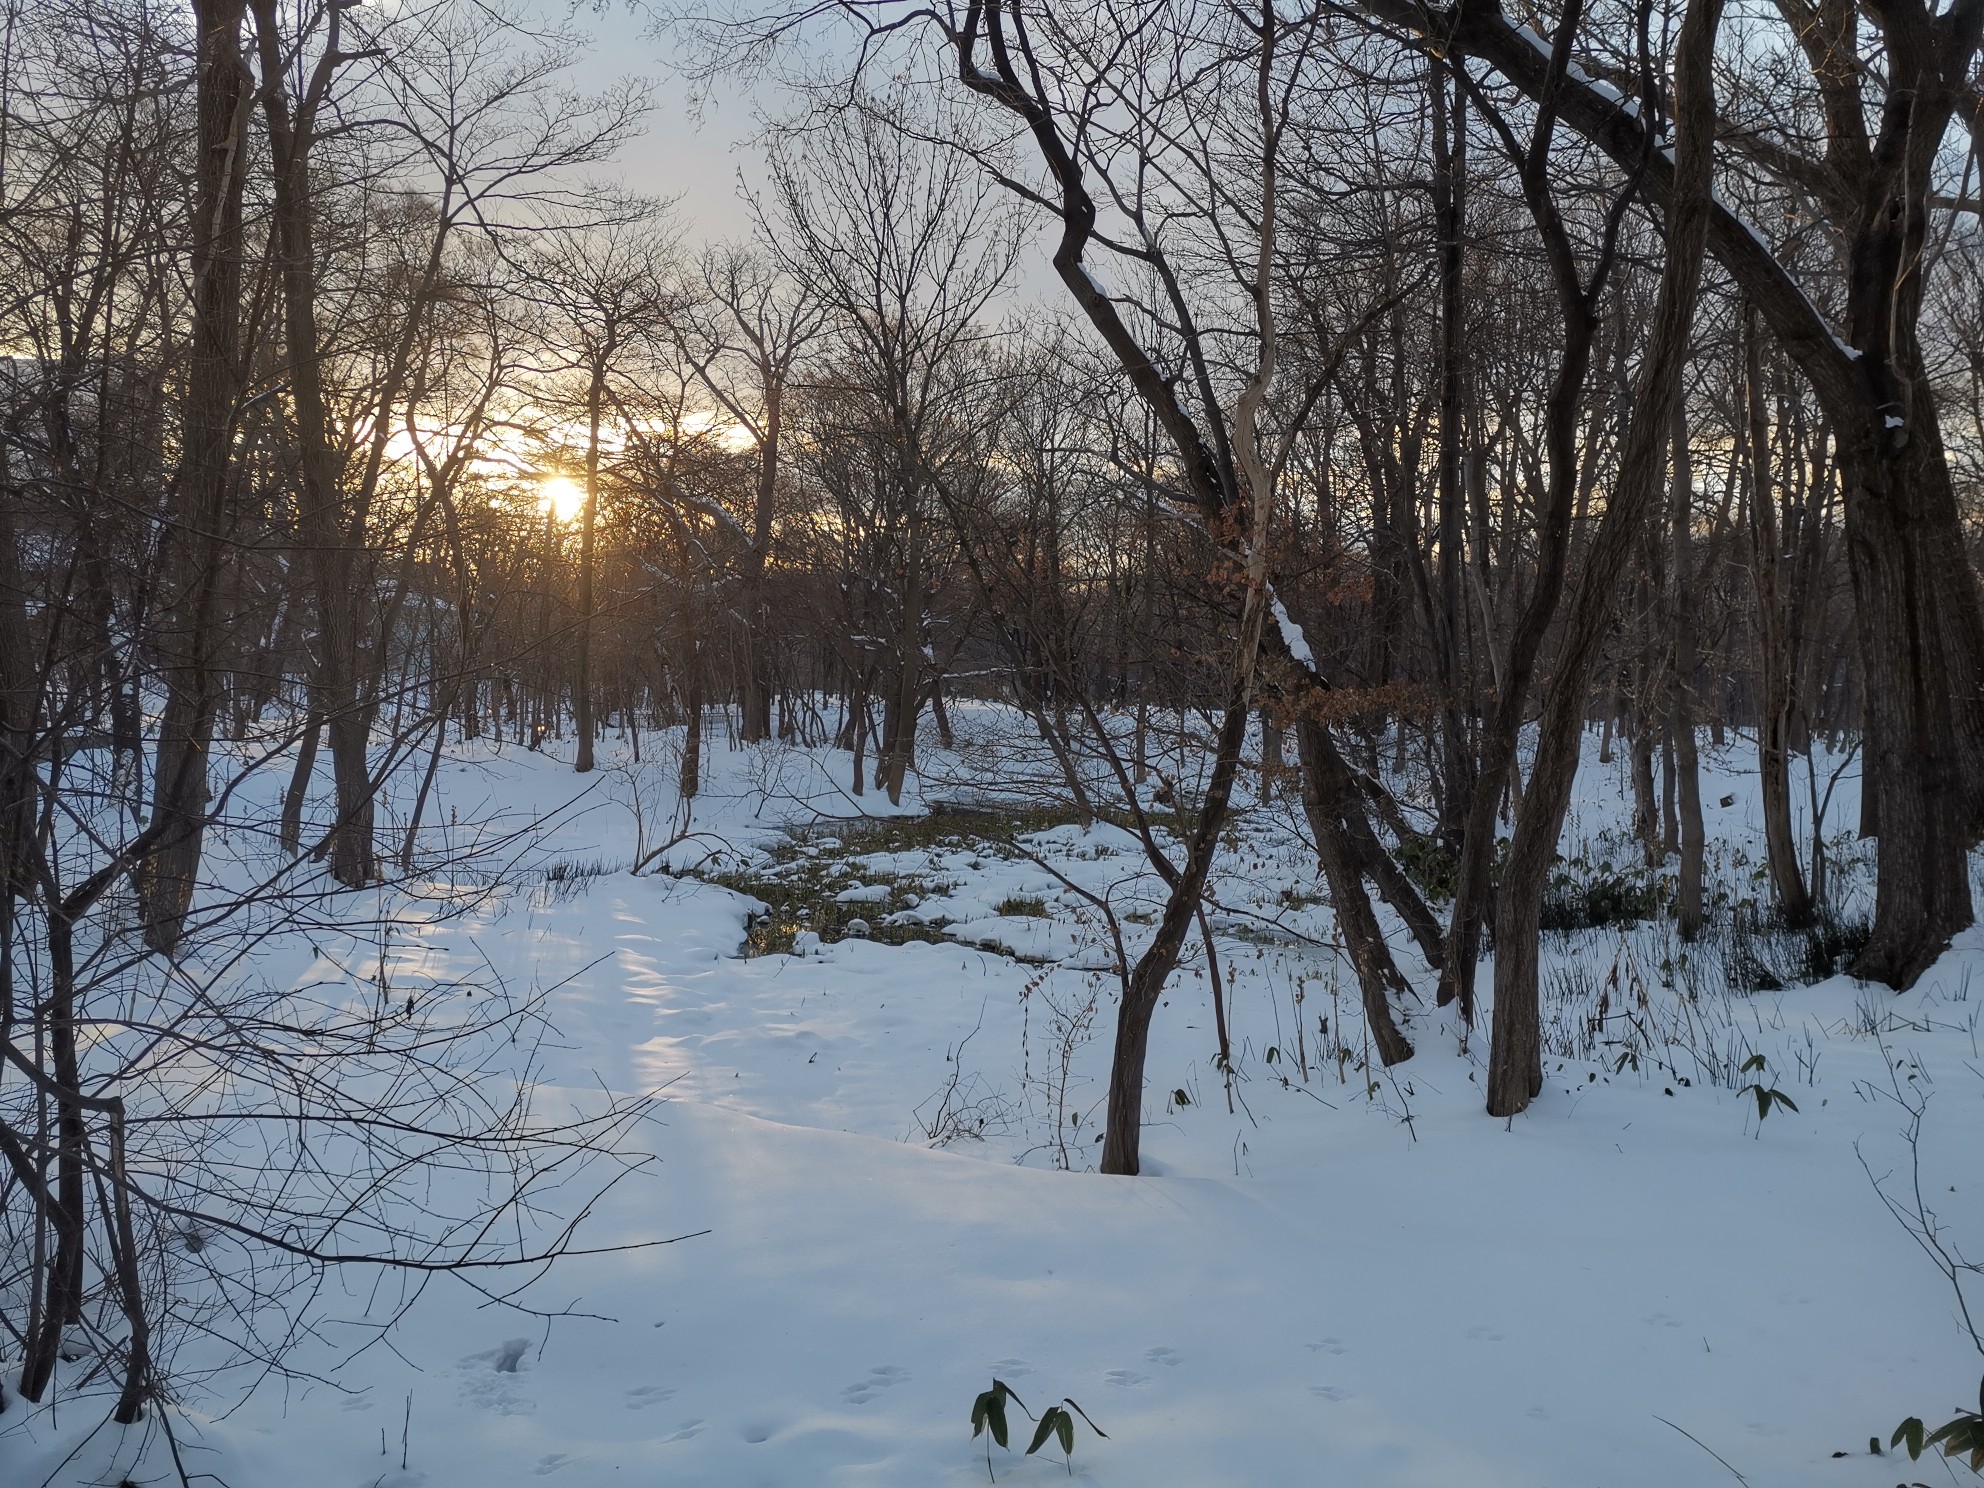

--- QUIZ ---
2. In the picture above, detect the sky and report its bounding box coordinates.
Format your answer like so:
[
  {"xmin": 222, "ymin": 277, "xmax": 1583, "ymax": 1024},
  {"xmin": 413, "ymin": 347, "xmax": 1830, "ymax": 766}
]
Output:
[
  {"xmin": 561, "ymin": 1, "xmax": 771, "ymax": 246},
  {"xmin": 551, "ymin": 2, "xmax": 1062, "ymax": 304}
]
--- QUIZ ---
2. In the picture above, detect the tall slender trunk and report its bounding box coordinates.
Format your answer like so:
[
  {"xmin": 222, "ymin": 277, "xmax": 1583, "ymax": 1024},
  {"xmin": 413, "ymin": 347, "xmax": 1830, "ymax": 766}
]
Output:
[
  {"xmin": 1744, "ymin": 310, "xmax": 1813, "ymax": 925},
  {"xmin": 252, "ymin": 0, "xmax": 375, "ymax": 885},
  {"xmin": 740, "ymin": 384, "xmax": 781, "ymax": 743},
  {"xmin": 138, "ymin": 0, "xmax": 250, "ymax": 952},
  {"xmin": 1429, "ymin": 58, "xmax": 1474, "ymax": 850},
  {"xmin": 574, "ymin": 355, "xmax": 607, "ymax": 773},
  {"xmin": 881, "ymin": 505, "xmax": 924, "ymax": 805},
  {"xmin": 1668, "ymin": 409, "xmax": 1705, "ymax": 939},
  {"xmin": 19, "ymin": 913, "xmax": 87, "ymax": 1402}
]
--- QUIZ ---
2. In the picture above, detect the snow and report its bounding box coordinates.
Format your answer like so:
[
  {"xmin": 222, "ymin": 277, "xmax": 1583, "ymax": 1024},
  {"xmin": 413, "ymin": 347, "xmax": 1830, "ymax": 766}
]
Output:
[
  {"xmin": 1269, "ymin": 591, "xmax": 1315, "ymax": 668},
  {"xmin": 5, "ymin": 710, "xmax": 1982, "ymax": 1488}
]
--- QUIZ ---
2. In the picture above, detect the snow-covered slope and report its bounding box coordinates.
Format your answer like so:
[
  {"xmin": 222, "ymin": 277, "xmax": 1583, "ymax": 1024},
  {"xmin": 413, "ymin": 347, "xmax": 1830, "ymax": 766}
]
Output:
[{"xmin": 5, "ymin": 715, "xmax": 1979, "ymax": 1487}]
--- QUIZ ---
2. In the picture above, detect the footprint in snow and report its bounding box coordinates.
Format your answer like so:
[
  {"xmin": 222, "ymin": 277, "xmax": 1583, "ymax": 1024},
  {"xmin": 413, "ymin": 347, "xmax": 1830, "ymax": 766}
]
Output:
[
  {"xmin": 1304, "ymin": 1338, "xmax": 1349, "ymax": 1356},
  {"xmin": 842, "ymin": 1365, "xmax": 910, "ymax": 1404},
  {"xmin": 1308, "ymin": 1384, "xmax": 1350, "ymax": 1402},
  {"xmin": 625, "ymin": 1384, "xmax": 675, "ymax": 1409},
  {"xmin": 990, "ymin": 1358, "xmax": 1034, "ymax": 1378},
  {"xmin": 1643, "ymin": 1311, "xmax": 1681, "ymax": 1329},
  {"xmin": 1463, "ymin": 1325, "xmax": 1505, "ymax": 1343},
  {"xmin": 456, "ymin": 1339, "xmax": 536, "ymax": 1414},
  {"xmin": 1103, "ymin": 1370, "xmax": 1148, "ymax": 1388},
  {"xmin": 533, "ymin": 1455, "xmax": 570, "ymax": 1476},
  {"xmin": 740, "ymin": 1421, "xmax": 776, "ymax": 1444},
  {"xmin": 663, "ymin": 1419, "xmax": 705, "ymax": 1443},
  {"xmin": 1144, "ymin": 1346, "xmax": 1184, "ymax": 1367}
]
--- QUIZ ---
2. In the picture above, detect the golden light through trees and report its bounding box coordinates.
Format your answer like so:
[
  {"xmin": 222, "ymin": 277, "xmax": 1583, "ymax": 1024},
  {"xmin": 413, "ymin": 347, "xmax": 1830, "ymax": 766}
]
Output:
[{"xmin": 540, "ymin": 474, "xmax": 586, "ymax": 523}]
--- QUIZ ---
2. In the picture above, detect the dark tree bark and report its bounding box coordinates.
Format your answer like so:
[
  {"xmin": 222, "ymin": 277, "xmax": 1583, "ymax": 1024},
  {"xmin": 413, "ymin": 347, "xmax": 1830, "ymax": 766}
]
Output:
[
  {"xmin": 1744, "ymin": 310, "xmax": 1814, "ymax": 925},
  {"xmin": 1361, "ymin": 0, "xmax": 1984, "ymax": 990},
  {"xmin": 1436, "ymin": 0, "xmax": 1623, "ymax": 1021},
  {"xmin": 138, "ymin": 0, "xmax": 251, "ymax": 952},
  {"xmin": 1485, "ymin": 0, "xmax": 1725, "ymax": 1117},
  {"xmin": 1668, "ymin": 410, "xmax": 1706, "ymax": 940},
  {"xmin": 1428, "ymin": 58, "xmax": 1475, "ymax": 852},
  {"xmin": 252, "ymin": 0, "xmax": 378, "ymax": 886}
]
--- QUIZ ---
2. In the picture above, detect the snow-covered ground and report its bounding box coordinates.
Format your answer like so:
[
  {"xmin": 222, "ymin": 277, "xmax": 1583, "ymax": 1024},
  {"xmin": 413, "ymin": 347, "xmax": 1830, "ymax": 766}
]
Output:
[{"xmin": 6, "ymin": 707, "xmax": 1982, "ymax": 1486}]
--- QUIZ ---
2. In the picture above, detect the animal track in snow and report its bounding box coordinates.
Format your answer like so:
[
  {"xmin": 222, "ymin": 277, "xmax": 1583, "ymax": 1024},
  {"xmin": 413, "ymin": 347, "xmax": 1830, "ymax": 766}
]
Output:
[
  {"xmin": 1308, "ymin": 1384, "xmax": 1350, "ymax": 1402},
  {"xmin": 456, "ymin": 1340, "xmax": 536, "ymax": 1414},
  {"xmin": 1304, "ymin": 1338, "xmax": 1349, "ymax": 1356},
  {"xmin": 1642, "ymin": 1311, "xmax": 1682, "ymax": 1329},
  {"xmin": 1103, "ymin": 1370, "xmax": 1147, "ymax": 1388},
  {"xmin": 1144, "ymin": 1346, "xmax": 1184, "ymax": 1368},
  {"xmin": 662, "ymin": 1419, "xmax": 705, "ymax": 1443},
  {"xmin": 841, "ymin": 1364, "xmax": 910, "ymax": 1404},
  {"xmin": 625, "ymin": 1384, "xmax": 675, "ymax": 1409},
  {"xmin": 989, "ymin": 1357, "xmax": 1034, "ymax": 1378},
  {"xmin": 533, "ymin": 1454, "xmax": 570, "ymax": 1476},
  {"xmin": 1463, "ymin": 1325, "xmax": 1506, "ymax": 1343}
]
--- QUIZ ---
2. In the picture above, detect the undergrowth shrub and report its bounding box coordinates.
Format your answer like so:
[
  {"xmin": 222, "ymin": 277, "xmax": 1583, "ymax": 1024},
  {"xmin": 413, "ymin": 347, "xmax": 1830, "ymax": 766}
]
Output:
[
  {"xmin": 1540, "ymin": 850, "xmax": 1664, "ymax": 932},
  {"xmin": 1395, "ymin": 832, "xmax": 1460, "ymax": 902},
  {"xmin": 1714, "ymin": 902, "xmax": 1872, "ymax": 990}
]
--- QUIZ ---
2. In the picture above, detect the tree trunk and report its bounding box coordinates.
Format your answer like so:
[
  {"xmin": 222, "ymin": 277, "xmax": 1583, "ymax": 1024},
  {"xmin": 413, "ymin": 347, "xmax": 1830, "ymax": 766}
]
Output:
[
  {"xmin": 574, "ymin": 357, "xmax": 606, "ymax": 773},
  {"xmin": 1295, "ymin": 717, "xmax": 1414, "ymax": 1067},
  {"xmin": 280, "ymin": 705, "xmax": 322, "ymax": 855},
  {"xmin": 1838, "ymin": 423, "xmax": 1976, "ymax": 984},
  {"xmin": 1668, "ymin": 410, "xmax": 1706, "ymax": 939},
  {"xmin": 740, "ymin": 384, "xmax": 781, "ymax": 743},
  {"xmin": 252, "ymin": 0, "xmax": 375, "ymax": 885},
  {"xmin": 1429, "ymin": 58, "xmax": 1475, "ymax": 851},
  {"xmin": 1100, "ymin": 659, "xmax": 1263, "ymax": 1175},
  {"xmin": 881, "ymin": 507, "xmax": 925, "ymax": 805},
  {"xmin": 138, "ymin": 0, "xmax": 250, "ymax": 953},
  {"xmin": 1487, "ymin": 0, "xmax": 1723, "ymax": 1116},
  {"xmin": 1744, "ymin": 309, "xmax": 1813, "ymax": 925}
]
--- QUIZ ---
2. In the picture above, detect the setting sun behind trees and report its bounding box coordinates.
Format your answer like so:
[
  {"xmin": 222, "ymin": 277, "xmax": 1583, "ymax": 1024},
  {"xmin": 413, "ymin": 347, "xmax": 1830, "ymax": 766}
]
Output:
[{"xmin": 540, "ymin": 474, "xmax": 586, "ymax": 523}]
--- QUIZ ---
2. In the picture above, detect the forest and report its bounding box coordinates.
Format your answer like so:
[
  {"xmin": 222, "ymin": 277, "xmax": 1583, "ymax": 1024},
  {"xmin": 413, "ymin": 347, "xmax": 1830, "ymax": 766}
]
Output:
[{"xmin": 3, "ymin": 0, "xmax": 1984, "ymax": 1482}]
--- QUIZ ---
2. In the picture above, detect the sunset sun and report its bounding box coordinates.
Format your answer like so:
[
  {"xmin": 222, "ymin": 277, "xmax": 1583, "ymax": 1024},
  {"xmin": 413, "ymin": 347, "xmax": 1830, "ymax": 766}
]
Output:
[{"xmin": 540, "ymin": 474, "xmax": 585, "ymax": 522}]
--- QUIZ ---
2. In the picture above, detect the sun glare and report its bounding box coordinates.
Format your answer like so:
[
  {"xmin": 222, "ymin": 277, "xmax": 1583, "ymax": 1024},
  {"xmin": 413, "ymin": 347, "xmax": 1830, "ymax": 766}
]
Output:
[{"xmin": 540, "ymin": 475, "xmax": 586, "ymax": 523}]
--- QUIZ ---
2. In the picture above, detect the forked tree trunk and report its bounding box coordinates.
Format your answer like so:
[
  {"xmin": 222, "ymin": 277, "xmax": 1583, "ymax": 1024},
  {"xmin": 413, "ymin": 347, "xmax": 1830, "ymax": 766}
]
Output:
[
  {"xmin": 252, "ymin": 0, "xmax": 376, "ymax": 885},
  {"xmin": 1295, "ymin": 716, "xmax": 1414, "ymax": 1067},
  {"xmin": 1100, "ymin": 665, "xmax": 1261, "ymax": 1175},
  {"xmin": 1487, "ymin": 0, "xmax": 1724, "ymax": 1116},
  {"xmin": 1435, "ymin": 26, "xmax": 1606, "ymax": 1020}
]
